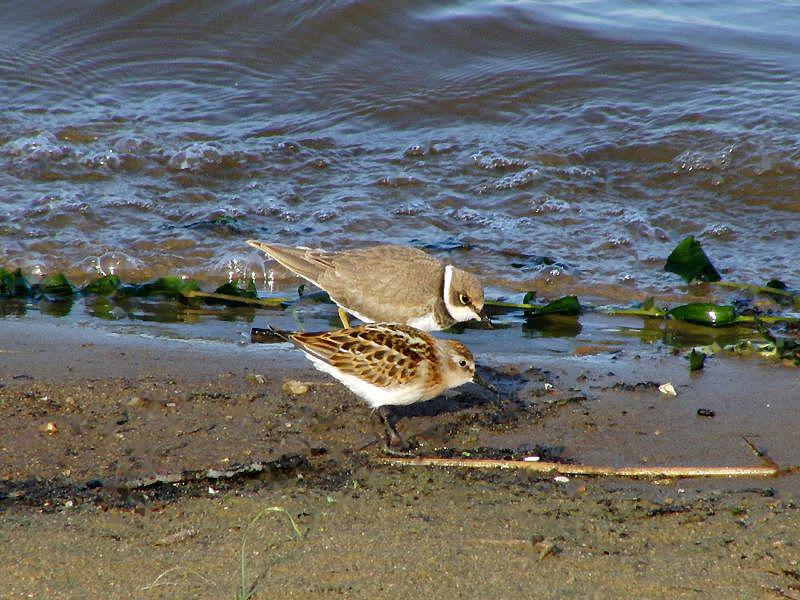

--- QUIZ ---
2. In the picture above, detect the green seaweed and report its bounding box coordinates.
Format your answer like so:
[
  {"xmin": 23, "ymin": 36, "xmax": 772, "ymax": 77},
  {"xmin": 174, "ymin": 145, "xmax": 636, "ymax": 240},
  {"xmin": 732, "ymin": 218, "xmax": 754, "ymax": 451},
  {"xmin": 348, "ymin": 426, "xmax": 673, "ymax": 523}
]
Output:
[
  {"xmin": 688, "ymin": 348, "xmax": 706, "ymax": 371},
  {"xmin": 713, "ymin": 280, "xmax": 794, "ymax": 298},
  {"xmin": 485, "ymin": 294, "xmax": 580, "ymax": 316},
  {"xmin": 37, "ymin": 272, "xmax": 75, "ymax": 297},
  {"xmin": 664, "ymin": 236, "xmax": 721, "ymax": 283},
  {"xmin": 82, "ymin": 274, "xmax": 121, "ymax": 295},
  {"xmin": 754, "ymin": 321, "xmax": 800, "ymax": 365},
  {"xmin": 0, "ymin": 268, "xmax": 32, "ymax": 297},
  {"xmin": 214, "ymin": 280, "xmax": 258, "ymax": 300},
  {"xmin": 668, "ymin": 303, "xmax": 736, "ymax": 327},
  {"xmin": 117, "ymin": 276, "xmax": 201, "ymax": 298},
  {"xmin": 525, "ymin": 295, "xmax": 580, "ymax": 317},
  {"xmin": 183, "ymin": 279, "xmax": 286, "ymax": 307},
  {"xmin": 605, "ymin": 300, "xmax": 667, "ymax": 319},
  {"xmin": 185, "ymin": 215, "xmax": 242, "ymax": 234}
]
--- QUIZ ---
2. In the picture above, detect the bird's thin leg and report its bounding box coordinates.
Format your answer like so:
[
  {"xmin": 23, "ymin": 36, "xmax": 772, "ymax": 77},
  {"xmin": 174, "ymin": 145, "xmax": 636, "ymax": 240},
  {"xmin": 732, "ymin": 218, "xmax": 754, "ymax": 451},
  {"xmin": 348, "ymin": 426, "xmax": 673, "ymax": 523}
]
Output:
[
  {"xmin": 372, "ymin": 406, "xmax": 410, "ymax": 456},
  {"xmin": 337, "ymin": 307, "xmax": 351, "ymax": 329}
]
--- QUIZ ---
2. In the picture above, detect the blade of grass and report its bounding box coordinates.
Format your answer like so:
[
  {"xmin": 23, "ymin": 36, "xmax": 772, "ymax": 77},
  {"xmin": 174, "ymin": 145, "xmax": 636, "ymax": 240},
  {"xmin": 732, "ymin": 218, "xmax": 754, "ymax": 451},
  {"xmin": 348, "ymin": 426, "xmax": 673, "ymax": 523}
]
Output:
[{"xmin": 238, "ymin": 506, "xmax": 302, "ymax": 600}]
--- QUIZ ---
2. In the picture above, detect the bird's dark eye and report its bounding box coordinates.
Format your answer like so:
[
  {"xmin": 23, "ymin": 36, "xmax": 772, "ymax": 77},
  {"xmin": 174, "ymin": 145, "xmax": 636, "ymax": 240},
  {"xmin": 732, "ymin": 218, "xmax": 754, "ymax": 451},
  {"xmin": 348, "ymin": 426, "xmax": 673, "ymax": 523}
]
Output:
[
  {"xmin": 458, "ymin": 293, "xmax": 470, "ymax": 305},
  {"xmin": 458, "ymin": 359, "xmax": 467, "ymax": 367}
]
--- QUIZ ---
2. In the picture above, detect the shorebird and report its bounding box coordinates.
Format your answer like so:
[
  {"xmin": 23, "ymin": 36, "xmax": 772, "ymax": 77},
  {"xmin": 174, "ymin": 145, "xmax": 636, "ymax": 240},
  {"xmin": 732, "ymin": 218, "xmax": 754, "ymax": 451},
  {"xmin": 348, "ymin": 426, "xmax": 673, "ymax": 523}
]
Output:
[
  {"xmin": 248, "ymin": 240, "xmax": 490, "ymax": 330},
  {"xmin": 270, "ymin": 322, "xmax": 476, "ymax": 449}
]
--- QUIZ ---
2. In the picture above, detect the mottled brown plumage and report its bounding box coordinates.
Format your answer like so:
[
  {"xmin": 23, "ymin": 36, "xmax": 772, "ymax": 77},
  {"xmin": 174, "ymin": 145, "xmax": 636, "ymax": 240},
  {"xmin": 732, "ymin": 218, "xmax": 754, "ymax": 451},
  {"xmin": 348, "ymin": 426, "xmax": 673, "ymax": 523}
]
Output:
[
  {"xmin": 287, "ymin": 323, "xmax": 473, "ymax": 401},
  {"xmin": 272, "ymin": 323, "xmax": 477, "ymax": 449}
]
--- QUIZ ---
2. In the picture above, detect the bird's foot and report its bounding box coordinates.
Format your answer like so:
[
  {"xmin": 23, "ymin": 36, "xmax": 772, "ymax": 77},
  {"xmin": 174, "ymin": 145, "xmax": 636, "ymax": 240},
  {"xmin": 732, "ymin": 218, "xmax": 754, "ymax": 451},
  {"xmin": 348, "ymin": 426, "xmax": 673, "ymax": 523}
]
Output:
[{"xmin": 381, "ymin": 445, "xmax": 416, "ymax": 458}]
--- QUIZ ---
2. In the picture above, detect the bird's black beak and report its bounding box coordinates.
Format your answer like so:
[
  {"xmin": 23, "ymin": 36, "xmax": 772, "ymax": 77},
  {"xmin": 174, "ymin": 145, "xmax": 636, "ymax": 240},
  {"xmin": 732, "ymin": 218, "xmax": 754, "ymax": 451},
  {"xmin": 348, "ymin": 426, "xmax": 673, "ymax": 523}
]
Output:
[
  {"xmin": 473, "ymin": 372, "xmax": 501, "ymax": 407},
  {"xmin": 478, "ymin": 308, "xmax": 493, "ymax": 328},
  {"xmin": 473, "ymin": 372, "xmax": 498, "ymax": 395}
]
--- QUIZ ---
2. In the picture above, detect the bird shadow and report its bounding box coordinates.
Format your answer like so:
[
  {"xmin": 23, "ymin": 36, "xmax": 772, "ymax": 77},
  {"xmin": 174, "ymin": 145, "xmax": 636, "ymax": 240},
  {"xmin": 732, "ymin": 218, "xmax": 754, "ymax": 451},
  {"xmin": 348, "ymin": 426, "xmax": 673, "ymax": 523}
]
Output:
[{"xmin": 390, "ymin": 364, "xmax": 530, "ymax": 422}]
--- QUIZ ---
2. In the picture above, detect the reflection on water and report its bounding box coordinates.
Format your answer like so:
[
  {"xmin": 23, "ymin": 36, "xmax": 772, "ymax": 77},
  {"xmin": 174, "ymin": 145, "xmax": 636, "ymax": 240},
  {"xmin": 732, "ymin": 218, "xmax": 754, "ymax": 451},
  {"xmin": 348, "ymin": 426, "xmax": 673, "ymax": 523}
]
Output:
[{"xmin": 522, "ymin": 315, "xmax": 582, "ymax": 339}]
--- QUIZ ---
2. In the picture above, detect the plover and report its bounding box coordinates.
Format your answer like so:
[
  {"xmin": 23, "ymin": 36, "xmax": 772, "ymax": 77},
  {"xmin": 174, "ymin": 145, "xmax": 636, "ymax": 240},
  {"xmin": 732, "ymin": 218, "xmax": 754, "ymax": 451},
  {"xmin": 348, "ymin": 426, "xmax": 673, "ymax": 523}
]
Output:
[{"xmin": 248, "ymin": 240, "xmax": 490, "ymax": 330}]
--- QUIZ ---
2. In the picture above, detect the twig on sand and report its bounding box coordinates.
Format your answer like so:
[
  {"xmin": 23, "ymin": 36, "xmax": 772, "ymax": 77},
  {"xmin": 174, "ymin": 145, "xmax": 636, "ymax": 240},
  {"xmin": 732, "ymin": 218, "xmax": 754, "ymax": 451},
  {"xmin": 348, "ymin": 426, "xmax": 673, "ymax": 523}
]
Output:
[
  {"xmin": 379, "ymin": 457, "xmax": 780, "ymax": 478},
  {"xmin": 381, "ymin": 433, "xmax": 788, "ymax": 479},
  {"xmin": 742, "ymin": 436, "xmax": 779, "ymax": 470}
]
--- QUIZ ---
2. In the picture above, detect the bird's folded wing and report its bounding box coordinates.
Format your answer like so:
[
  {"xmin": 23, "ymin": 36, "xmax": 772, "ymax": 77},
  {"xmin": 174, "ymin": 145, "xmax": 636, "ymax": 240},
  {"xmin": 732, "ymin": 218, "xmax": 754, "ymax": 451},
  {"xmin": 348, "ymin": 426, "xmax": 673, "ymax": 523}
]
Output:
[
  {"xmin": 290, "ymin": 327, "xmax": 427, "ymax": 388},
  {"xmin": 248, "ymin": 241, "xmax": 335, "ymax": 286}
]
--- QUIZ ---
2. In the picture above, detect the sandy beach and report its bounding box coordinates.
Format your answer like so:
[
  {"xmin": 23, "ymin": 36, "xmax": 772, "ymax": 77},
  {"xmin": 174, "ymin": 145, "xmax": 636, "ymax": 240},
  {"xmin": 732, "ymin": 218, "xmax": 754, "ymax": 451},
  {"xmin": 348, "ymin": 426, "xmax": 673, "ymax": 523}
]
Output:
[{"xmin": 2, "ymin": 317, "xmax": 798, "ymax": 598}]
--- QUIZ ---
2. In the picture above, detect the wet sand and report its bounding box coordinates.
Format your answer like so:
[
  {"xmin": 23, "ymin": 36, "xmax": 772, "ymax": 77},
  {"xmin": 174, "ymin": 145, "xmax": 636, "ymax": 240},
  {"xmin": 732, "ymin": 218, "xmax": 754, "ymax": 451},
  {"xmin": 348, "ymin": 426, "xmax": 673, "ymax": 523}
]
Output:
[{"xmin": 2, "ymin": 318, "xmax": 799, "ymax": 598}]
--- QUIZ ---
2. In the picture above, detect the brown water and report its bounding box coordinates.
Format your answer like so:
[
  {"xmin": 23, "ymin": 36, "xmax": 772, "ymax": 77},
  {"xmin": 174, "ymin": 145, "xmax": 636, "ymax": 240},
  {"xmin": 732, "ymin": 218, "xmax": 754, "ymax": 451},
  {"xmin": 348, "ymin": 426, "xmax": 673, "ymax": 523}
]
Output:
[{"xmin": 1, "ymin": 1, "xmax": 799, "ymax": 301}]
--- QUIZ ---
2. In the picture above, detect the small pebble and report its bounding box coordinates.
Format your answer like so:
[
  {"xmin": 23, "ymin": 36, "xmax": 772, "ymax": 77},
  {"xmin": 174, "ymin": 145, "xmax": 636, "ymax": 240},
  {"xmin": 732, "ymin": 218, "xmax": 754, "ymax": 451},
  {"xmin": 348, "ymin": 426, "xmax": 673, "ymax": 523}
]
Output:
[
  {"xmin": 697, "ymin": 408, "xmax": 715, "ymax": 417},
  {"xmin": 658, "ymin": 382, "xmax": 677, "ymax": 396},
  {"xmin": 282, "ymin": 380, "xmax": 309, "ymax": 395},
  {"xmin": 554, "ymin": 476, "xmax": 569, "ymax": 483},
  {"xmin": 39, "ymin": 422, "xmax": 58, "ymax": 435},
  {"xmin": 523, "ymin": 456, "xmax": 541, "ymax": 462},
  {"xmin": 246, "ymin": 373, "xmax": 266, "ymax": 385}
]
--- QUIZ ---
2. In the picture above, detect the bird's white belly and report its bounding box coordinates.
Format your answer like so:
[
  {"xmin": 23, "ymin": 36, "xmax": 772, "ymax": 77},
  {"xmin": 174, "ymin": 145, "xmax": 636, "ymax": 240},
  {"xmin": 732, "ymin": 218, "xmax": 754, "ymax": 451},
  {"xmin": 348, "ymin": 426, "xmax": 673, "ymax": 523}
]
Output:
[
  {"xmin": 305, "ymin": 355, "xmax": 426, "ymax": 408},
  {"xmin": 406, "ymin": 313, "xmax": 439, "ymax": 331},
  {"xmin": 338, "ymin": 299, "xmax": 439, "ymax": 332}
]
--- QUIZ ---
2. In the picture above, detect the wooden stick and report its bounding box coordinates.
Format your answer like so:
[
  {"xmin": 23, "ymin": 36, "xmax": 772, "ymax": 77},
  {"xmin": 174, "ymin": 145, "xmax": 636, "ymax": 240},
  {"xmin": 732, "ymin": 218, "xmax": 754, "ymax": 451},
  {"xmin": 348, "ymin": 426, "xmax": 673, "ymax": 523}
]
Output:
[{"xmin": 379, "ymin": 456, "xmax": 779, "ymax": 478}]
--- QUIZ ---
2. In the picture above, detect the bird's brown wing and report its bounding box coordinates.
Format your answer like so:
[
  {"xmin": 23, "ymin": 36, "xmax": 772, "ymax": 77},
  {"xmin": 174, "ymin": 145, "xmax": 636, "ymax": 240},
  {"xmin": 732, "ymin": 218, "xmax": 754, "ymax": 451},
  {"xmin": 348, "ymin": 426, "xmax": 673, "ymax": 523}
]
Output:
[
  {"xmin": 289, "ymin": 324, "xmax": 438, "ymax": 388},
  {"xmin": 249, "ymin": 241, "xmax": 447, "ymax": 322},
  {"xmin": 247, "ymin": 240, "xmax": 336, "ymax": 287},
  {"xmin": 316, "ymin": 246, "xmax": 445, "ymax": 322}
]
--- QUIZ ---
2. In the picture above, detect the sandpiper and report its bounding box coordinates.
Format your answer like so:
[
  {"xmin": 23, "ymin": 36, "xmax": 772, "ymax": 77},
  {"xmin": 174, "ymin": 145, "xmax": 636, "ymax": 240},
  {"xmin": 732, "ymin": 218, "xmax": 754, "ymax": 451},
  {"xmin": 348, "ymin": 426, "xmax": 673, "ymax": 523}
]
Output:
[
  {"xmin": 270, "ymin": 323, "xmax": 476, "ymax": 448},
  {"xmin": 248, "ymin": 240, "xmax": 490, "ymax": 330}
]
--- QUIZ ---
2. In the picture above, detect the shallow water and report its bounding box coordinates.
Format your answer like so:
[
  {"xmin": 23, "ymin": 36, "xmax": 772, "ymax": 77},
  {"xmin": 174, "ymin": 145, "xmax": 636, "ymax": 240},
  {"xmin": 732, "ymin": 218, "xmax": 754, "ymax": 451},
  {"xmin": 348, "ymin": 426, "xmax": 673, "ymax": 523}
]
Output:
[{"xmin": 1, "ymin": 1, "xmax": 799, "ymax": 302}]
